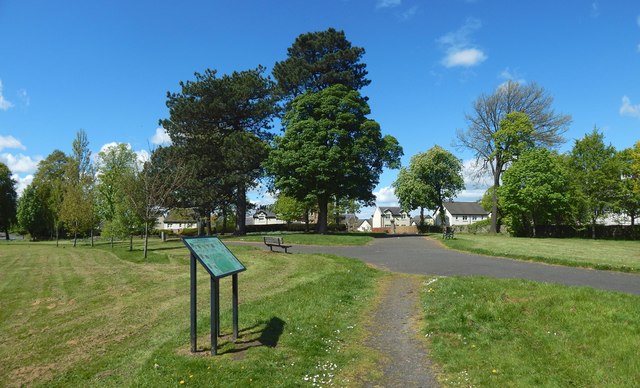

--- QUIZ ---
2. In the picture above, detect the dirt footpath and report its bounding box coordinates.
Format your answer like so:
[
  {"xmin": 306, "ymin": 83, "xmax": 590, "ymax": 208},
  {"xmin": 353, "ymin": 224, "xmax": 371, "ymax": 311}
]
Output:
[{"xmin": 362, "ymin": 274, "xmax": 439, "ymax": 387}]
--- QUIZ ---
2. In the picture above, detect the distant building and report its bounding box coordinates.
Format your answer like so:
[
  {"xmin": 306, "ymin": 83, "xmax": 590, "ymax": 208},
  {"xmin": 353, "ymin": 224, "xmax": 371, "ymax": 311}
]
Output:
[
  {"xmin": 372, "ymin": 207, "xmax": 412, "ymax": 228},
  {"xmin": 252, "ymin": 209, "xmax": 286, "ymax": 225},
  {"xmin": 158, "ymin": 208, "xmax": 198, "ymax": 232},
  {"xmin": 357, "ymin": 219, "xmax": 373, "ymax": 232},
  {"xmin": 433, "ymin": 202, "xmax": 490, "ymax": 226}
]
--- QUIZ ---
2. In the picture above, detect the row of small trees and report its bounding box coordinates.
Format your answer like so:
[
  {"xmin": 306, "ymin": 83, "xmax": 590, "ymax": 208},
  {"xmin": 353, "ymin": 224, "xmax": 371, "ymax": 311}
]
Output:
[{"xmin": 6, "ymin": 130, "xmax": 187, "ymax": 257}]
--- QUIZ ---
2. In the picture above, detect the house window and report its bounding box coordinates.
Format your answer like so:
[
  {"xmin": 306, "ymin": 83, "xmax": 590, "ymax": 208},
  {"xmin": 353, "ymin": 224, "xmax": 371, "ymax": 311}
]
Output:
[
  {"xmin": 462, "ymin": 216, "xmax": 468, "ymax": 221},
  {"xmin": 455, "ymin": 216, "xmax": 459, "ymax": 220},
  {"xmin": 472, "ymin": 216, "xmax": 477, "ymax": 221}
]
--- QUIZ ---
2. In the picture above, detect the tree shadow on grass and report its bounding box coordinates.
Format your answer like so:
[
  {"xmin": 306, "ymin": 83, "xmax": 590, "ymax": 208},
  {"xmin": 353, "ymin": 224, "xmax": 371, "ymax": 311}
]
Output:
[{"xmin": 220, "ymin": 317, "xmax": 285, "ymax": 357}]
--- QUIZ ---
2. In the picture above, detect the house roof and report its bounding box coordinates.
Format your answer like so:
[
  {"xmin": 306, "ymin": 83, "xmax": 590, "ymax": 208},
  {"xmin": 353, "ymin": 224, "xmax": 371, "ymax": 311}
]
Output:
[
  {"xmin": 254, "ymin": 209, "xmax": 277, "ymax": 218},
  {"xmin": 379, "ymin": 206, "xmax": 406, "ymax": 216},
  {"xmin": 357, "ymin": 219, "xmax": 372, "ymax": 227},
  {"xmin": 443, "ymin": 202, "xmax": 489, "ymax": 216}
]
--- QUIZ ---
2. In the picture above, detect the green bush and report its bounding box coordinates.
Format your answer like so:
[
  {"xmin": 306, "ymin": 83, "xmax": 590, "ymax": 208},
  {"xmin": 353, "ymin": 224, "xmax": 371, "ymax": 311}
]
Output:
[{"xmin": 467, "ymin": 218, "xmax": 491, "ymax": 234}]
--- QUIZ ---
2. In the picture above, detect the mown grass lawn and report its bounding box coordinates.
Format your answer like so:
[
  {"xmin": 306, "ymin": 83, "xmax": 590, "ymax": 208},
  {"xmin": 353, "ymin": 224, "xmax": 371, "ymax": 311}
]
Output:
[
  {"xmin": 222, "ymin": 232, "xmax": 380, "ymax": 246},
  {"xmin": 0, "ymin": 239, "xmax": 380, "ymax": 387},
  {"xmin": 422, "ymin": 276, "xmax": 640, "ymax": 387},
  {"xmin": 441, "ymin": 233, "xmax": 640, "ymax": 272}
]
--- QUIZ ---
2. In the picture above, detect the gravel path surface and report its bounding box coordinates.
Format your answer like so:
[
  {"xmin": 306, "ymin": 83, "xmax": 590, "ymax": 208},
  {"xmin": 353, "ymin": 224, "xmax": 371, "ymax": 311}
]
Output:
[{"xmin": 362, "ymin": 274, "xmax": 439, "ymax": 388}]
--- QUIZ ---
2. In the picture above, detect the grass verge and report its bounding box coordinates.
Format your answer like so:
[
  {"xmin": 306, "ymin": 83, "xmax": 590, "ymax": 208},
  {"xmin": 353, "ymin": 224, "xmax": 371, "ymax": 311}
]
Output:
[
  {"xmin": 0, "ymin": 240, "xmax": 380, "ymax": 387},
  {"xmin": 440, "ymin": 233, "xmax": 640, "ymax": 272},
  {"xmin": 421, "ymin": 276, "xmax": 640, "ymax": 386}
]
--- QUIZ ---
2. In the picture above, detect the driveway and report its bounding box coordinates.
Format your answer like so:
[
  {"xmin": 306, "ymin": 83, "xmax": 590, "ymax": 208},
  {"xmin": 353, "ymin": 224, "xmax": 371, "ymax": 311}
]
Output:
[{"xmin": 234, "ymin": 235, "xmax": 640, "ymax": 295}]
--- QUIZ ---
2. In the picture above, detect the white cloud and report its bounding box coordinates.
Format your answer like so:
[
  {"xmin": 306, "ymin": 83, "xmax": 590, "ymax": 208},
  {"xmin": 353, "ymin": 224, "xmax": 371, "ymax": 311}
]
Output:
[
  {"xmin": 0, "ymin": 135, "xmax": 26, "ymax": 152},
  {"xmin": 136, "ymin": 149, "xmax": 150, "ymax": 166},
  {"xmin": 399, "ymin": 6, "xmax": 419, "ymax": 21},
  {"xmin": 0, "ymin": 80, "xmax": 14, "ymax": 111},
  {"xmin": 150, "ymin": 127, "xmax": 172, "ymax": 145},
  {"xmin": 590, "ymin": 2, "xmax": 599, "ymax": 18},
  {"xmin": 620, "ymin": 95, "xmax": 640, "ymax": 119},
  {"xmin": 376, "ymin": 0, "xmax": 401, "ymax": 9},
  {"xmin": 442, "ymin": 48, "xmax": 487, "ymax": 68},
  {"xmin": 438, "ymin": 18, "xmax": 487, "ymax": 68},
  {"xmin": 0, "ymin": 153, "xmax": 42, "ymax": 173},
  {"xmin": 456, "ymin": 158, "xmax": 490, "ymax": 202},
  {"xmin": 374, "ymin": 186, "xmax": 398, "ymax": 206},
  {"xmin": 13, "ymin": 173, "xmax": 33, "ymax": 197}
]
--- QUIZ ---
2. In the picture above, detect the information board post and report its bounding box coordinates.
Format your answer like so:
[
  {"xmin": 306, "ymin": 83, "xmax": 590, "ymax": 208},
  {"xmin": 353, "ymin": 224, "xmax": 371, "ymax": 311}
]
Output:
[
  {"xmin": 183, "ymin": 236, "xmax": 246, "ymax": 356},
  {"xmin": 211, "ymin": 276, "xmax": 218, "ymax": 355},
  {"xmin": 190, "ymin": 253, "xmax": 197, "ymax": 353},
  {"xmin": 232, "ymin": 274, "xmax": 238, "ymax": 340}
]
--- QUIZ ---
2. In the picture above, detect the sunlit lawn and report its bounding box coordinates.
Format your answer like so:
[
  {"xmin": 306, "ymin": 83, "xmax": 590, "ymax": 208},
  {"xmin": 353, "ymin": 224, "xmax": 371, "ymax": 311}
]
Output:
[
  {"xmin": 441, "ymin": 233, "xmax": 640, "ymax": 272},
  {"xmin": 0, "ymin": 239, "xmax": 380, "ymax": 387},
  {"xmin": 422, "ymin": 276, "xmax": 640, "ymax": 387}
]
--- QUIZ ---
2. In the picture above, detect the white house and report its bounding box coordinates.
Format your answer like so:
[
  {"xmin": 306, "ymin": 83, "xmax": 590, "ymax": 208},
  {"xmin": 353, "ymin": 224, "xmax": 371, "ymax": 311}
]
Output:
[
  {"xmin": 158, "ymin": 208, "xmax": 199, "ymax": 232},
  {"xmin": 434, "ymin": 202, "xmax": 490, "ymax": 226},
  {"xmin": 252, "ymin": 209, "xmax": 286, "ymax": 225},
  {"xmin": 372, "ymin": 207, "xmax": 412, "ymax": 228},
  {"xmin": 357, "ymin": 219, "xmax": 373, "ymax": 232}
]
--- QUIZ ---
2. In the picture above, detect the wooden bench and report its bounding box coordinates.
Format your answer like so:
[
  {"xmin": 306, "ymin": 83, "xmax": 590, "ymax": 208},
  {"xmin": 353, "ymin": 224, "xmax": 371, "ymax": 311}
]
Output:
[
  {"xmin": 443, "ymin": 227, "xmax": 454, "ymax": 239},
  {"xmin": 263, "ymin": 236, "xmax": 292, "ymax": 253}
]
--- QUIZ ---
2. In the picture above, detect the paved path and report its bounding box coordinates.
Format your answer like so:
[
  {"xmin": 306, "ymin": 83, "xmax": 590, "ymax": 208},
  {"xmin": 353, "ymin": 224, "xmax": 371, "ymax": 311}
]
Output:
[
  {"xmin": 233, "ymin": 236, "xmax": 640, "ymax": 295},
  {"xmin": 363, "ymin": 274, "xmax": 439, "ymax": 388}
]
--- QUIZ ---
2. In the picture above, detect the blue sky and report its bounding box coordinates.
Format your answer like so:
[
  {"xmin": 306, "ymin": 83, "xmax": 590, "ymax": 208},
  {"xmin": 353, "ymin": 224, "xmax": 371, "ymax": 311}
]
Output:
[{"xmin": 1, "ymin": 0, "xmax": 639, "ymax": 215}]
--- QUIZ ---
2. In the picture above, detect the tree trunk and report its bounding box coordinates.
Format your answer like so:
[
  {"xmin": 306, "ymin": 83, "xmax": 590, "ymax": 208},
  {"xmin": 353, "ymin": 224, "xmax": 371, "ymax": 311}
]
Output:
[
  {"xmin": 4, "ymin": 229, "xmax": 9, "ymax": 240},
  {"xmin": 491, "ymin": 172, "xmax": 500, "ymax": 234},
  {"xmin": 235, "ymin": 185, "xmax": 247, "ymax": 235},
  {"xmin": 591, "ymin": 216, "xmax": 597, "ymax": 239},
  {"xmin": 55, "ymin": 221, "xmax": 59, "ymax": 247},
  {"xmin": 143, "ymin": 222, "xmax": 149, "ymax": 259},
  {"xmin": 420, "ymin": 207, "xmax": 425, "ymax": 226},
  {"xmin": 91, "ymin": 228, "xmax": 94, "ymax": 247},
  {"xmin": 222, "ymin": 207, "xmax": 228, "ymax": 235},
  {"xmin": 304, "ymin": 209, "xmax": 310, "ymax": 232},
  {"xmin": 317, "ymin": 196, "xmax": 329, "ymax": 234},
  {"xmin": 129, "ymin": 233, "xmax": 133, "ymax": 251},
  {"xmin": 111, "ymin": 236, "xmax": 114, "ymax": 249}
]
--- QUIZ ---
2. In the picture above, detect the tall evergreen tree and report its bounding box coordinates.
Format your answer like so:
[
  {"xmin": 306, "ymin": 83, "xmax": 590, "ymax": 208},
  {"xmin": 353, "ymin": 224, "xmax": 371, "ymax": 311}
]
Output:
[
  {"xmin": 161, "ymin": 67, "xmax": 275, "ymax": 235},
  {"xmin": 273, "ymin": 28, "xmax": 370, "ymax": 100}
]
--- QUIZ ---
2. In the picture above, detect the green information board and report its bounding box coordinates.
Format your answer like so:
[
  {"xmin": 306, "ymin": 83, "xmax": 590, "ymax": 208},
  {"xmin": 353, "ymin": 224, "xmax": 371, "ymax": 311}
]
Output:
[{"xmin": 183, "ymin": 236, "xmax": 246, "ymax": 278}]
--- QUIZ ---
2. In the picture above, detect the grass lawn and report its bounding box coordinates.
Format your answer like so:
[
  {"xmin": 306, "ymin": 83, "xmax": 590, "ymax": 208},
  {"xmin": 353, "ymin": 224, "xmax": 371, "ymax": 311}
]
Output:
[
  {"xmin": 0, "ymin": 239, "xmax": 380, "ymax": 387},
  {"xmin": 221, "ymin": 232, "xmax": 381, "ymax": 246},
  {"xmin": 422, "ymin": 276, "xmax": 640, "ymax": 387},
  {"xmin": 441, "ymin": 233, "xmax": 640, "ymax": 272}
]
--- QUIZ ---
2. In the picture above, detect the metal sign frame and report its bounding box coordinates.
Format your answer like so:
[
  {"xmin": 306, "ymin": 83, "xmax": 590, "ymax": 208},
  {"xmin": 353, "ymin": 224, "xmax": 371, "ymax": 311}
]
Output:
[{"xmin": 182, "ymin": 236, "xmax": 245, "ymax": 355}]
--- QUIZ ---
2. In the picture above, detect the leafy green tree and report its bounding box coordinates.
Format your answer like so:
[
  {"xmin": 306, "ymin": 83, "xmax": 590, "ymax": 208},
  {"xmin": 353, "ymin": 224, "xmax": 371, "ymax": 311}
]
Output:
[
  {"xmin": 0, "ymin": 162, "xmax": 17, "ymax": 239},
  {"xmin": 16, "ymin": 184, "xmax": 50, "ymax": 239},
  {"xmin": 273, "ymin": 194, "xmax": 307, "ymax": 224},
  {"xmin": 32, "ymin": 150, "xmax": 68, "ymax": 244},
  {"xmin": 393, "ymin": 163, "xmax": 431, "ymax": 226},
  {"xmin": 613, "ymin": 146, "xmax": 640, "ymax": 225},
  {"xmin": 161, "ymin": 67, "xmax": 275, "ymax": 235},
  {"xmin": 457, "ymin": 81, "xmax": 572, "ymax": 233},
  {"xmin": 273, "ymin": 28, "xmax": 370, "ymax": 100},
  {"xmin": 569, "ymin": 129, "xmax": 619, "ymax": 238},
  {"xmin": 265, "ymin": 84, "xmax": 402, "ymax": 233},
  {"xmin": 60, "ymin": 130, "xmax": 96, "ymax": 246},
  {"xmin": 95, "ymin": 143, "xmax": 139, "ymax": 246},
  {"xmin": 500, "ymin": 148, "xmax": 574, "ymax": 237},
  {"xmin": 409, "ymin": 146, "xmax": 465, "ymax": 226}
]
